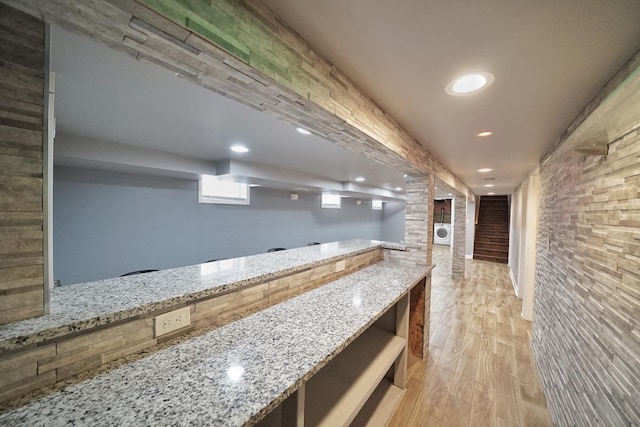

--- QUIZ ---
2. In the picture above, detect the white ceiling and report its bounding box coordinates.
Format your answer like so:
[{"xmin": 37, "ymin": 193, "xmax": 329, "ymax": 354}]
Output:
[
  {"xmin": 262, "ymin": 0, "xmax": 640, "ymax": 195},
  {"xmin": 51, "ymin": 26, "xmax": 434, "ymax": 198}
]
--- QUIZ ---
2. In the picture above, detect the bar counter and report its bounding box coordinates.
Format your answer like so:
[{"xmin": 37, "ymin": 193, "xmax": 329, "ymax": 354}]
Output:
[{"xmin": 0, "ymin": 256, "xmax": 427, "ymax": 426}]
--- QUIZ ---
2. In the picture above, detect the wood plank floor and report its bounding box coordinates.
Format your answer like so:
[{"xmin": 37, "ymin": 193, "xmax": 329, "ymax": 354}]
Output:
[{"xmin": 388, "ymin": 245, "xmax": 553, "ymax": 427}]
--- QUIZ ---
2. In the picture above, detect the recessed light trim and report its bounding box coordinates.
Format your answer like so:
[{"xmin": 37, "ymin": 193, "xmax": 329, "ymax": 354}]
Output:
[
  {"xmin": 230, "ymin": 145, "xmax": 249, "ymax": 153},
  {"xmin": 484, "ymin": 184, "xmax": 495, "ymax": 188},
  {"xmin": 488, "ymin": 192, "xmax": 495, "ymax": 195},
  {"xmin": 446, "ymin": 72, "xmax": 495, "ymax": 96},
  {"xmin": 296, "ymin": 127, "xmax": 311, "ymax": 135},
  {"xmin": 476, "ymin": 131, "xmax": 494, "ymax": 137},
  {"xmin": 403, "ymin": 174, "xmax": 408, "ymax": 177},
  {"xmin": 395, "ymin": 187, "xmax": 403, "ymax": 191},
  {"xmin": 355, "ymin": 177, "xmax": 366, "ymax": 182},
  {"xmin": 477, "ymin": 168, "xmax": 493, "ymax": 173}
]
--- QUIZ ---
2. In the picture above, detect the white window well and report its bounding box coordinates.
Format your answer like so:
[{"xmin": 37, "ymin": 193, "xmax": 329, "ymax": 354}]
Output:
[
  {"xmin": 198, "ymin": 175, "xmax": 250, "ymax": 205},
  {"xmin": 321, "ymin": 193, "xmax": 341, "ymax": 209},
  {"xmin": 372, "ymin": 199, "xmax": 383, "ymax": 210}
]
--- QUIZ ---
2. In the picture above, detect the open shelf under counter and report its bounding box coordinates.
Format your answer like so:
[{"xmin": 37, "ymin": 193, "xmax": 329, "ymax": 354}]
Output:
[{"xmin": 305, "ymin": 326, "xmax": 405, "ymax": 427}]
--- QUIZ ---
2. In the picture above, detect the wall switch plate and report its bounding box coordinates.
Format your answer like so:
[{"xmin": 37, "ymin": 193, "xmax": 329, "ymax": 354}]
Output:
[
  {"xmin": 154, "ymin": 306, "xmax": 191, "ymax": 337},
  {"xmin": 336, "ymin": 260, "xmax": 346, "ymax": 272}
]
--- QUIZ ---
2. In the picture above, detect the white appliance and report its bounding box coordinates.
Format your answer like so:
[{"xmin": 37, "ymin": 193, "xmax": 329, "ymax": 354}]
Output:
[{"xmin": 434, "ymin": 223, "xmax": 451, "ymax": 245}]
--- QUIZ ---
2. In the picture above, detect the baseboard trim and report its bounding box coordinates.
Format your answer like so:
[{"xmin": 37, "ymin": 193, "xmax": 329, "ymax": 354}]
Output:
[{"xmin": 509, "ymin": 268, "xmax": 520, "ymax": 297}]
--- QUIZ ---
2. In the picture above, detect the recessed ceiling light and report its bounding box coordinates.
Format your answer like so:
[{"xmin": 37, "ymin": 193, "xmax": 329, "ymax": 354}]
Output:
[
  {"xmin": 448, "ymin": 193, "xmax": 453, "ymax": 196},
  {"xmin": 403, "ymin": 174, "xmax": 408, "ymax": 178},
  {"xmin": 296, "ymin": 127, "xmax": 311, "ymax": 135},
  {"xmin": 477, "ymin": 168, "xmax": 493, "ymax": 173},
  {"xmin": 445, "ymin": 72, "xmax": 495, "ymax": 95},
  {"xmin": 488, "ymin": 192, "xmax": 495, "ymax": 195},
  {"xmin": 476, "ymin": 131, "xmax": 494, "ymax": 137},
  {"xmin": 230, "ymin": 145, "xmax": 249, "ymax": 153},
  {"xmin": 484, "ymin": 184, "xmax": 494, "ymax": 187},
  {"xmin": 355, "ymin": 177, "xmax": 365, "ymax": 182},
  {"xmin": 434, "ymin": 186, "xmax": 438, "ymax": 189},
  {"xmin": 395, "ymin": 187, "xmax": 403, "ymax": 191}
]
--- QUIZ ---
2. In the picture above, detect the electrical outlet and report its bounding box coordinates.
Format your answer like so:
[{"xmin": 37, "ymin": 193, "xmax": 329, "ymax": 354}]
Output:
[
  {"xmin": 336, "ymin": 260, "xmax": 346, "ymax": 272},
  {"xmin": 154, "ymin": 307, "xmax": 191, "ymax": 337}
]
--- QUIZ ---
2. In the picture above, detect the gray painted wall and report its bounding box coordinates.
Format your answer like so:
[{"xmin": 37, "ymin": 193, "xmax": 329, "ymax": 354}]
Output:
[
  {"xmin": 381, "ymin": 200, "xmax": 405, "ymax": 243},
  {"xmin": 54, "ymin": 166, "xmax": 385, "ymax": 285}
]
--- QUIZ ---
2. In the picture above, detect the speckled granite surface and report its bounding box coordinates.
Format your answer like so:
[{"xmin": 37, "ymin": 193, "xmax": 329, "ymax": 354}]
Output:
[
  {"xmin": 0, "ymin": 260, "xmax": 426, "ymax": 426},
  {"xmin": 373, "ymin": 240, "xmax": 406, "ymax": 251},
  {"xmin": 0, "ymin": 240, "xmax": 402, "ymax": 351}
]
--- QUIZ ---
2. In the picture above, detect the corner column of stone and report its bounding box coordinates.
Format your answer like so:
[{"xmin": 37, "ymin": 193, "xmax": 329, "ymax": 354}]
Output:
[
  {"xmin": 452, "ymin": 195, "xmax": 466, "ymax": 280},
  {"xmin": 0, "ymin": 3, "xmax": 46, "ymax": 325},
  {"xmin": 403, "ymin": 174, "xmax": 433, "ymax": 357}
]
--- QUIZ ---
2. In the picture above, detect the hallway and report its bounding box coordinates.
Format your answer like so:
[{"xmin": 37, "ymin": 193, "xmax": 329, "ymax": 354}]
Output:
[{"xmin": 389, "ymin": 245, "xmax": 553, "ymax": 426}]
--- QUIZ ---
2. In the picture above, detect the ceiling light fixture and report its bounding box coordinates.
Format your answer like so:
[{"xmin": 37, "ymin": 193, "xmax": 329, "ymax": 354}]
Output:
[
  {"xmin": 355, "ymin": 177, "xmax": 365, "ymax": 182},
  {"xmin": 445, "ymin": 72, "xmax": 495, "ymax": 95},
  {"xmin": 403, "ymin": 174, "xmax": 408, "ymax": 178},
  {"xmin": 476, "ymin": 131, "xmax": 494, "ymax": 137},
  {"xmin": 395, "ymin": 187, "xmax": 403, "ymax": 191},
  {"xmin": 488, "ymin": 192, "xmax": 495, "ymax": 195},
  {"xmin": 477, "ymin": 168, "xmax": 493, "ymax": 173},
  {"xmin": 230, "ymin": 145, "xmax": 249, "ymax": 153},
  {"xmin": 296, "ymin": 127, "xmax": 311, "ymax": 135},
  {"xmin": 484, "ymin": 184, "xmax": 494, "ymax": 187}
]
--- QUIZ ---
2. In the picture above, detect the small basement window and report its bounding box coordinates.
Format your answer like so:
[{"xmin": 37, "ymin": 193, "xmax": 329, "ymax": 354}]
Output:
[
  {"xmin": 198, "ymin": 175, "xmax": 250, "ymax": 205},
  {"xmin": 321, "ymin": 193, "xmax": 341, "ymax": 209},
  {"xmin": 372, "ymin": 199, "xmax": 383, "ymax": 210}
]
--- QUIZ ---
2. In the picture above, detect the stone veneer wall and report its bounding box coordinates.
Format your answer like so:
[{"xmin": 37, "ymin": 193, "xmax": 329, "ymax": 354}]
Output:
[
  {"xmin": 452, "ymin": 196, "xmax": 466, "ymax": 280},
  {"xmin": 532, "ymin": 64, "xmax": 640, "ymax": 424},
  {"xmin": 4, "ymin": 0, "xmax": 473, "ymax": 196},
  {"xmin": 0, "ymin": 3, "xmax": 46, "ymax": 325},
  {"xmin": 0, "ymin": 248, "xmax": 382, "ymax": 404}
]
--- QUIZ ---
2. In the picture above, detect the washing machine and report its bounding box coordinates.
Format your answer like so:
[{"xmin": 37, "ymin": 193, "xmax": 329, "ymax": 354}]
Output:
[{"xmin": 434, "ymin": 223, "xmax": 451, "ymax": 245}]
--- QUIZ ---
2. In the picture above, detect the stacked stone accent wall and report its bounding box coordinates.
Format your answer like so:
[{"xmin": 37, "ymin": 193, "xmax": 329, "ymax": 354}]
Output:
[
  {"xmin": 0, "ymin": 3, "xmax": 45, "ymax": 325},
  {"xmin": 532, "ymin": 63, "xmax": 640, "ymax": 425},
  {"xmin": 4, "ymin": 0, "xmax": 472, "ymax": 199},
  {"xmin": 452, "ymin": 196, "xmax": 466, "ymax": 280}
]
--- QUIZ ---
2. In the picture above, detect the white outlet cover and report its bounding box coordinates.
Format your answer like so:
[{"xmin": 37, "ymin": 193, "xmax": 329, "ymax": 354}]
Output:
[
  {"xmin": 336, "ymin": 260, "xmax": 346, "ymax": 272},
  {"xmin": 154, "ymin": 306, "xmax": 191, "ymax": 338}
]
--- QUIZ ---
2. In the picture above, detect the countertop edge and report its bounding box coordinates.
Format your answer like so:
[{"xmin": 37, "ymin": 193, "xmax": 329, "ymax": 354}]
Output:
[{"xmin": 0, "ymin": 242, "xmax": 387, "ymax": 351}]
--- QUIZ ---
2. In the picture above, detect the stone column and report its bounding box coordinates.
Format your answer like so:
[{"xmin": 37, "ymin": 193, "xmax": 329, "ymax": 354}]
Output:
[
  {"xmin": 0, "ymin": 3, "xmax": 46, "ymax": 325},
  {"xmin": 452, "ymin": 195, "xmax": 466, "ymax": 280},
  {"xmin": 388, "ymin": 173, "xmax": 433, "ymax": 357}
]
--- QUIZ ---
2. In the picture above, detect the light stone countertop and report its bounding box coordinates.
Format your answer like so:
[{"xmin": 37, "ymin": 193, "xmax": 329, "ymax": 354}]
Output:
[
  {"xmin": 0, "ymin": 259, "xmax": 426, "ymax": 426},
  {"xmin": 0, "ymin": 239, "xmax": 405, "ymax": 351}
]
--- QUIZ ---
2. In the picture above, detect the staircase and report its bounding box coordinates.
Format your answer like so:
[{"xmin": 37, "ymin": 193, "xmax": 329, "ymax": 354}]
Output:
[{"xmin": 473, "ymin": 195, "xmax": 509, "ymax": 264}]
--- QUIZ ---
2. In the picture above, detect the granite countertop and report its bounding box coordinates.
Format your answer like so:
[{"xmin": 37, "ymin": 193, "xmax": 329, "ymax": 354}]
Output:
[
  {"xmin": 373, "ymin": 240, "xmax": 407, "ymax": 251},
  {"xmin": 0, "ymin": 260, "xmax": 426, "ymax": 426},
  {"xmin": 0, "ymin": 239, "xmax": 405, "ymax": 351}
]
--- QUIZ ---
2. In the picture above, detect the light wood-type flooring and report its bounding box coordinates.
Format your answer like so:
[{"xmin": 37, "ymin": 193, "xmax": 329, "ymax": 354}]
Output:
[{"xmin": 388, "ymin": 245, "xmax": 553, "ymax": 427}]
